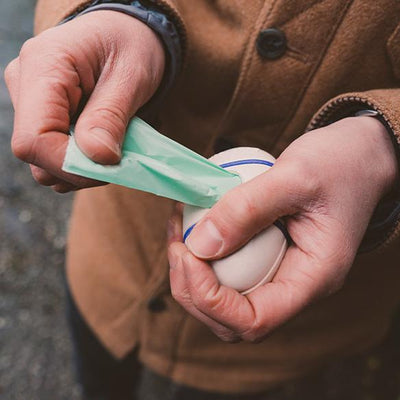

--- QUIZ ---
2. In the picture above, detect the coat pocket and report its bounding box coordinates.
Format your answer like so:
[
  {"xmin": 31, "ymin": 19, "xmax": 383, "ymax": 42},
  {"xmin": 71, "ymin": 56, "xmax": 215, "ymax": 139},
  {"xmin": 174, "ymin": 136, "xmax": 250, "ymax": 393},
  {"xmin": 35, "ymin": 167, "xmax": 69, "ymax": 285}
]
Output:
[{"xmin": 387, "ymin": 23, "xmax": 400, "ymax": 81}]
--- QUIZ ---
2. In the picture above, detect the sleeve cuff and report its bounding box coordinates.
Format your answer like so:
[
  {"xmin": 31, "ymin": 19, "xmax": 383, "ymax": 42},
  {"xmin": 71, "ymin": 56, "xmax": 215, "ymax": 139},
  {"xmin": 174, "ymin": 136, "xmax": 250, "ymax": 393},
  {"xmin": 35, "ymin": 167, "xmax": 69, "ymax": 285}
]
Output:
[{"xmin": 306, "ymin": 92, "xmax": 400, "ymax": 251}]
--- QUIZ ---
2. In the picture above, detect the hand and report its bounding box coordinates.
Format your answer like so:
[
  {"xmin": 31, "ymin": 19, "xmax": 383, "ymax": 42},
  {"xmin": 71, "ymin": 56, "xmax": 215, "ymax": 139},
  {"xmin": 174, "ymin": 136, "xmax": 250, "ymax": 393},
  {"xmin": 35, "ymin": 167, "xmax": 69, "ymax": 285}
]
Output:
[
  {"xmin": 168, "ymin": 116, "xmax": 398, "ymax": 342},
  {"xmin": 4, "ymin": 10, "xmax": 165, "ymax": 192}
]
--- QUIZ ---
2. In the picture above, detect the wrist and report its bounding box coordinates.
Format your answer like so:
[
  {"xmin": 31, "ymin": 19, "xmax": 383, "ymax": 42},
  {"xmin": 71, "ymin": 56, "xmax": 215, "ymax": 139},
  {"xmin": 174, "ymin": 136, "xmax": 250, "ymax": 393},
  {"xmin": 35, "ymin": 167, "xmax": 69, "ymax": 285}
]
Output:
[
  {"xmin": 61, "ymin": 1, "xmax": 181, "ymax": 110},
  {"xmin": 348, "ymin": 116, "xmax": 399, "ymax": 196}
]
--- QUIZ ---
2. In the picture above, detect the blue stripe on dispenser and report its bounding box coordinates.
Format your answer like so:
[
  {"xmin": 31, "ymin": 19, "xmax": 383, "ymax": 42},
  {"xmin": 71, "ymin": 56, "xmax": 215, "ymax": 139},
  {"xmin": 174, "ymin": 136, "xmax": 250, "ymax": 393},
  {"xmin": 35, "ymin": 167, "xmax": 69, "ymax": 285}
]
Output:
[
  {"xmin": 183, "ymin": 223, "xmax": 196, "ymax": 242},
  {"xmin": 219, "ymin": 159, "xmax": 274, "ymax": 169}
]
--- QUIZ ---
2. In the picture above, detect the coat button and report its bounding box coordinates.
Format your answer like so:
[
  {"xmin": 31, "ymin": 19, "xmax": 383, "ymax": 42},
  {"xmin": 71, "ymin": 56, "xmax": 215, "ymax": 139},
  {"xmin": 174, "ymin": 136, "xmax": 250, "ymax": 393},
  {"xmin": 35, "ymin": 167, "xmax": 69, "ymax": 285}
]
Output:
[
  {"xmin": 147, "ymin": 296, "xmax": 166, "ymax": 313},
  {"xmin": 256, "ymin": 28, "xmax": 287, "ymax": 59}
]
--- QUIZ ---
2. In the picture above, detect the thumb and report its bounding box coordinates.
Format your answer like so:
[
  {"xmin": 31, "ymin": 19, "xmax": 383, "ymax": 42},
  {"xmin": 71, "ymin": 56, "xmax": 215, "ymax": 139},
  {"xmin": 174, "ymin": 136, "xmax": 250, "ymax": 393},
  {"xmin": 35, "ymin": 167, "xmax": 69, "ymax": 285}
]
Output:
[
  {"xmin": 186, "ymin": 165, "xmax": 303, "ymax": 259},
  {"xmin": 74, "ymin": 67, "xmax": 147, "ymax": 165}
]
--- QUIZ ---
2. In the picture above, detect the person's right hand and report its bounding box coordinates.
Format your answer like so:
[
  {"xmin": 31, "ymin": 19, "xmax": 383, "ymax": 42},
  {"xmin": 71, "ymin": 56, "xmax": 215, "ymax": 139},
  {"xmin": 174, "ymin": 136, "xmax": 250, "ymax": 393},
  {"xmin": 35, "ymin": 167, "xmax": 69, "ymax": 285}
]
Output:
[{"xmin": 4, "ymin": 10, "xmax": 165, "ymax": 193}]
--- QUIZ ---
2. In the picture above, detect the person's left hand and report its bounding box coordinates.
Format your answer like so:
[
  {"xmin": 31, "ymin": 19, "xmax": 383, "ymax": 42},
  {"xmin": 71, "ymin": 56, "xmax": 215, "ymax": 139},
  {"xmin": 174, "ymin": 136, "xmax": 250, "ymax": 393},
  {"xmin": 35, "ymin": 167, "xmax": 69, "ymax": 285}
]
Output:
[
  {"xmin": 4, "ymin": 10, "xmax": 165, "ymax": 193},
  {"xmin": 167, "ymin": 116, "xmax": 398, "ymax": 342}
]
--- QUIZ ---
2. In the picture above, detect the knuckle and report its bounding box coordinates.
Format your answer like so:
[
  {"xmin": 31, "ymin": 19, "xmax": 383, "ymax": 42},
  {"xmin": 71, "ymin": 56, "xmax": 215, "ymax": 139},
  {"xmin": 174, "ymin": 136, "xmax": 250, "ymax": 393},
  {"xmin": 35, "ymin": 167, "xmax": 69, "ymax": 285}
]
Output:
[
  {"xmin": 240, "ymin": 321, "xmax": 265, "ymax": 343},
  {"xmin": 191, "ymin": 279, "xmax": 220, "ymax": 312},
  {"xmin": 20, "ymin": 36, "xmax": 60, "ymax": 62},
  {"xmin": 4, "ymin": 58, "xmax": 18, "ymax": 84},
  {"xmin": 132, "ymin": 64, "xmax": 154, "ymax": 90},
  {"xmin": 90, "ymin": 104, "xmax": 127, "ymax": 135},
  {"xmin": 234, "ymin": 186, "xmax": 259, "ymax": 222},
  {"xmin": 11, "ymin": 135, "xmax": 34, "ymax": 162},
  {"xmin": 52, "ymin": 183, "xmax": 72, "ymax": 194},
  {"xmin": 277, "ymin": 157, "xmax": 322, "ymax": 209},
  {"xmin": 20, "ymin": 39, "xmax": 78, "ymax": 85},
  {"xmin": 190, "ymin": 289, "xmax": 208, "ymax": 311},
  {"xmin": 191, "ymin": 284, "xmax": 238, "ymax": 323},
  {"xmin": 96, "ymin": 103, "xmax": 125, "ymax": 121},
  {"xmin": 285, "ymin": 158, "xmax": 314, "ymax": 190},
  {"xmin": 30, "ymin": 166, "xmax": 59, "ymax": 187},
  {"xmin": 218, "ymin": 185, "xmax": 260, "ymax": 233},
  {"xmin": 241, "ymin": 330, "xmax": 259, "ymax": 343},
  {"xmin": 170, "ymin": 283, "xmax": 192, "ymax": 307},
  {"xmin": 19, "ymin": 37, "xmax": 41, "ymax": 60},
  {"xmin": 30, "ymin": 167, "xmax": 49, "ymax": 185},
  {"xmin": 170, "ymin": 286, "xmax": 184, "ymax": 303}
]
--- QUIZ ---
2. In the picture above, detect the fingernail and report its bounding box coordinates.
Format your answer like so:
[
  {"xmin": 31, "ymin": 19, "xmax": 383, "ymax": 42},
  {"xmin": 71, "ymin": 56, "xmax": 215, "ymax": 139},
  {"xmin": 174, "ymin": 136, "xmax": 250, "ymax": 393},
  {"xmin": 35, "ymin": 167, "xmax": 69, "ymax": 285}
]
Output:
[
  {"xmin": 90, "ymin": 127, "xmax": 121, "ymax": 157},
  {"xmin": 186, "ymin": 219, "xmax": 224, "ymax": 258}
]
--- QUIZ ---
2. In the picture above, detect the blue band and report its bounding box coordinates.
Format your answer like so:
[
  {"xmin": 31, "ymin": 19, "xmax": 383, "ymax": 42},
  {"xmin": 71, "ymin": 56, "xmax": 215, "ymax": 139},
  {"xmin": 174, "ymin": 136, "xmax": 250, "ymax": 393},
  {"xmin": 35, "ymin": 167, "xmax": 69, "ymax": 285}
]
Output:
[
  {"xmin": 183, "ymin": 223, "xmax": 196, "ymax": 242},
  {"xmin": 219, "ymin": 159, "xmax": 274, "ymax": 169}
]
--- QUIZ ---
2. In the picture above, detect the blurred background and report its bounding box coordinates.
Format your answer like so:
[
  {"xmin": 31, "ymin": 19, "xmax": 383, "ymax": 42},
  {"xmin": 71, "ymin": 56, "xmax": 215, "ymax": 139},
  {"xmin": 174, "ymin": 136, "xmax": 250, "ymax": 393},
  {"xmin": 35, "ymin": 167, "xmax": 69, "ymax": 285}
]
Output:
[
  {"xmin": 0, "ymin": 1, "xmax": 399, "ymax": 400},
  {"xmin": 0, "ymin": 0, "xmax": 80, "ymax": 398}
]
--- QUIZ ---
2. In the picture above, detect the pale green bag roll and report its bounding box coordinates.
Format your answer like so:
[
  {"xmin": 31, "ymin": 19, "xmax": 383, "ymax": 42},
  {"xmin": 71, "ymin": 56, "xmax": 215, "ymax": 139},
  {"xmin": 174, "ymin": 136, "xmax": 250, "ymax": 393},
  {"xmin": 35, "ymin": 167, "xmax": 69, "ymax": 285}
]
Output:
[{"xmin": 62, "ymin": 117, "xmax": 241, "ymax": 207}]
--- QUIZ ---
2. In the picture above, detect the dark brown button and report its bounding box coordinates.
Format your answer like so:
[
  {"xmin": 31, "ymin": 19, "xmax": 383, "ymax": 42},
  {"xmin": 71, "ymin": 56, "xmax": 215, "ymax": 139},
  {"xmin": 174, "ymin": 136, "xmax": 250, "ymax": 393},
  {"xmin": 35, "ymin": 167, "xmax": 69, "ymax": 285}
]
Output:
[
  {"xmin": 147, "ymin": 296, "xmax": 166, "ymax": 313},
  {"xmin": 256, "ymin": 28, "xmax": 287, "ymax": 60}
]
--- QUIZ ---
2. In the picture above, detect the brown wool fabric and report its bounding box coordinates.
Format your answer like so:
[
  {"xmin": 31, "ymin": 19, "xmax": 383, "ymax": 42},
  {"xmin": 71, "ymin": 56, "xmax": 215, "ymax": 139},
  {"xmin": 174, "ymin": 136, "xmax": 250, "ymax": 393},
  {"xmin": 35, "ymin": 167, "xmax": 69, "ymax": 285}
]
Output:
[{"xmin": 35, "ymin": 0, "xmax": 400, "ymax": 393}]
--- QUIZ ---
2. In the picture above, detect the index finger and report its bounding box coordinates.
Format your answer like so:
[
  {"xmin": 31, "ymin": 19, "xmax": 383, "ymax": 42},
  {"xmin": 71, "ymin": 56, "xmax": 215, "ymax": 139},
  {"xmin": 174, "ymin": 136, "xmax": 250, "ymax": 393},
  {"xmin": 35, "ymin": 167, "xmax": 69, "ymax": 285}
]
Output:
[{"xmin": 11, "ymin": 40, "xmax": 100, "ymax": 187}]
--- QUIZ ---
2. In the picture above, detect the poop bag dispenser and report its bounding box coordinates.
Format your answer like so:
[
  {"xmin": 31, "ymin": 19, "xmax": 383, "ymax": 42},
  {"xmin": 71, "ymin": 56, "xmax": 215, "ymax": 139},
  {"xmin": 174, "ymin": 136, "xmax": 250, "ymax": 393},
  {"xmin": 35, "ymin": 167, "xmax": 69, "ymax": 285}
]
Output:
[
  {"xmin": 183, "ymin": 147, "xmax": 288, "ymax": 294},
  {"xmin": 63, "ymin": 118, "xmax": 288, "ymax": 294}
]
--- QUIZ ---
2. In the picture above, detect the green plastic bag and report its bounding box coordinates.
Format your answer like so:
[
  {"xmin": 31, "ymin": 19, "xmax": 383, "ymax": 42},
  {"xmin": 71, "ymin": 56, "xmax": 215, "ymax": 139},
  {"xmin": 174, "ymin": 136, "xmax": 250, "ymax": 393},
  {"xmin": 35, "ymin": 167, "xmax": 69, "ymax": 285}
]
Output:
[{"xmin": 62, "ymin": 117, "xmax": 241, "ymax": 207}]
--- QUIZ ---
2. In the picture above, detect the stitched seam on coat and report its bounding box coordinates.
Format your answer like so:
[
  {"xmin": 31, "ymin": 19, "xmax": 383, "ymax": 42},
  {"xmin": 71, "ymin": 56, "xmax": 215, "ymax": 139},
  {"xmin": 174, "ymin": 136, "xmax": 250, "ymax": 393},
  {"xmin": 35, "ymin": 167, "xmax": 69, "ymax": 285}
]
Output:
[
  {"xmin": 285, "ymin": 48, "xmax": 310, "ymax": 64},
  {"xmin": 66, "ymin": 286, "xmax": 140, "ymax": 358},
  {"xmin": 204, "ymin": 0, "xmax": 278, "ymax": 156},
  {"xmin": 275, "ymin": 0, "xmax": 326, "ymax": 28},
  {"xmin": 387, "ymin": 22, "xmax": 400, "ymax": 80},
  {"xmin": 270, "ymin": 0, "xmax": 354, "ymax": 151},
  {"xmin": 143, "ymin": 235, "xmax": 173, "ymax": 300},
  {"xmin": 166, "ymin": 313, "xmax": 190, "ymax": 384},
  {"xmin": 280, "ymin": 0, "xmax": 328, "ymax": 64}
]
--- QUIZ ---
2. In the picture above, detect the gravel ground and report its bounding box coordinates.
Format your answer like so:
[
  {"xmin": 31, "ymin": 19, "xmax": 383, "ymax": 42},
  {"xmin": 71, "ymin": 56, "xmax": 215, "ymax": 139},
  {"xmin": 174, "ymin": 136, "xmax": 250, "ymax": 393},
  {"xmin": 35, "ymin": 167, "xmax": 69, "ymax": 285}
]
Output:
[
  {"xmin": 0, "ymin": 1, "xmax": 399, "ymax": 400},
  {"xmin": 0, "ymin": 1, "xmax": 80, "ymax": 398}
]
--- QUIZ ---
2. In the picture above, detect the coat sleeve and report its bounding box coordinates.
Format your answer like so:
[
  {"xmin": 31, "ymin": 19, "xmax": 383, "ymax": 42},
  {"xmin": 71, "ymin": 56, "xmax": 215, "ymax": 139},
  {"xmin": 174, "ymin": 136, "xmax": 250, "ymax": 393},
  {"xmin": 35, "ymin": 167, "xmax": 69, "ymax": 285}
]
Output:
[{"xmin": 307, "ymin": 89, "xmax": 400, "ymax": 251}]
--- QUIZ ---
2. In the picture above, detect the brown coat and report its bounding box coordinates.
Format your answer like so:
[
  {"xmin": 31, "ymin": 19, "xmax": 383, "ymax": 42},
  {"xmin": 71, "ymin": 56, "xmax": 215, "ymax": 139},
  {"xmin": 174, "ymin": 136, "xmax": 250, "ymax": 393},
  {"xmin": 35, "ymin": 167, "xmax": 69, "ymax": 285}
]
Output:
[{"xmin": 35, "ymin": 0, "xmax": 400, "ymax": 393}]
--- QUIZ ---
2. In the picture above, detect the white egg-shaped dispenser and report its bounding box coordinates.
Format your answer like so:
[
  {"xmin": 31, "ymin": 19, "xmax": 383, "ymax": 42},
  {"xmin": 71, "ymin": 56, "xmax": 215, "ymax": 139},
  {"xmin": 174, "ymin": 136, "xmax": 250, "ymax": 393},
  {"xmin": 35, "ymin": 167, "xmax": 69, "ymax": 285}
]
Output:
[{"xmin": 183, "ymin": 147, "xmax": 288, "ymax": 294}]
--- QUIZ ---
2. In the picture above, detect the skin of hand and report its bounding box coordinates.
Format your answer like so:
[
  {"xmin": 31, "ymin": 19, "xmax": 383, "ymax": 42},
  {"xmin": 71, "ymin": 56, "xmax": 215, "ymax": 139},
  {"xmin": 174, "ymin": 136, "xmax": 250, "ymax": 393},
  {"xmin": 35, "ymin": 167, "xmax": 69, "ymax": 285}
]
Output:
[
  {"xmin": 4, "ymin": 10, "xmax": 165, "ymax": 193},
  {"xmin": 167, "ymin": 116, "xmax": 399, "ymax": 342}
]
